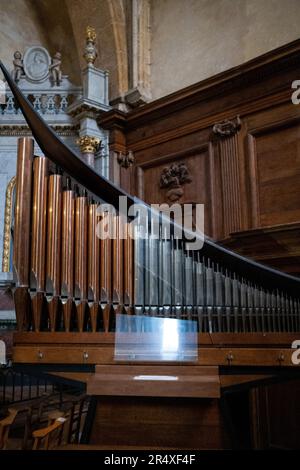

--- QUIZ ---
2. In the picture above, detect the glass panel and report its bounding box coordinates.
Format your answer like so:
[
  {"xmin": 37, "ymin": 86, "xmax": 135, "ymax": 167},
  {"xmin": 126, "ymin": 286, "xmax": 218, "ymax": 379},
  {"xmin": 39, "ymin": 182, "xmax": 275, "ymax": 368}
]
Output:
[{"xmin": 114, "ymin": 314, "xmax": 198, "ymax": 362}]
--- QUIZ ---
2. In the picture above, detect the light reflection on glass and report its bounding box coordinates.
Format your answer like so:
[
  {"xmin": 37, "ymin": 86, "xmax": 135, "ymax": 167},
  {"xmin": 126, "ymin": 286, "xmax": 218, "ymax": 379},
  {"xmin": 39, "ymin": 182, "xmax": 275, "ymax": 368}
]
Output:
[{"xmin": 114, "ymin": 314, "xmax": 198, "ymax": 362}]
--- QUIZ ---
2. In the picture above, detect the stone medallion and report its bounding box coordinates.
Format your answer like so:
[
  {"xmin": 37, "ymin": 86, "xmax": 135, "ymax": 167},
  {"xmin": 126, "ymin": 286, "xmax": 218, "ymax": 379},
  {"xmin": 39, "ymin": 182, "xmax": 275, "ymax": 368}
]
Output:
[{"xmin": 23, "ymin": 46, "xmax": 51, "ymax": 82}]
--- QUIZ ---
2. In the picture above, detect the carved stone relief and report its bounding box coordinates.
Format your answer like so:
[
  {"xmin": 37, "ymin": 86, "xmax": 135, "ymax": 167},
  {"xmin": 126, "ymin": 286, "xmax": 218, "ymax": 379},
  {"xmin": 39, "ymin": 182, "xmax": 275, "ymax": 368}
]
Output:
[{"xmin": 23, "ymin": 46, "xmax": 51, "ymax": 82}]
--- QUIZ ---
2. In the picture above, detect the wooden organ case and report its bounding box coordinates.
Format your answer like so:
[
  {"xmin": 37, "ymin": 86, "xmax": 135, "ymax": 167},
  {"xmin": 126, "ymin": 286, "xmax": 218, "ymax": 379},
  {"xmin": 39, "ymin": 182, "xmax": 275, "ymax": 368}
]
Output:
[{"xmin": 1, "ymin": 56, "xmax": 300, "ymax": 450}]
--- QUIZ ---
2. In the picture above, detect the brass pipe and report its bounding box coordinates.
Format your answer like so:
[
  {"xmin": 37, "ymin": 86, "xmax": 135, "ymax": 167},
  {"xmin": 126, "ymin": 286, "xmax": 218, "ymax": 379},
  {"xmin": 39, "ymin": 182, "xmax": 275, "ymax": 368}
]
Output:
[
  {"xmin": 74, "ymin": 195, "xmax": 88, "ymax": 332},
  {"xmin": 88, "ymin": 203, "xmax": 100, "ymax": 332},
  {"xmin": 13, "ymin": 137, "xmax": 34, "ymax": 331},
  {"xmin": 61, "ymin": 188, "xmax": 75, "ymax": 332},
  {"xmin": 30, "ymin": 156, "xmax": 48, "ymax": 331},
  {"xmin": 46, "ymin": 174, "xmax": 62, "ymax": 331}
]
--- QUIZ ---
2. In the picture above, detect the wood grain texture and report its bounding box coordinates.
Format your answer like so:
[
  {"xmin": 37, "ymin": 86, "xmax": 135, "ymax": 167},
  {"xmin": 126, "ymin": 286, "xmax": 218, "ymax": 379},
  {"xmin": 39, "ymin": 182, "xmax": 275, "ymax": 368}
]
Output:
[
  {"xmin": 88, "ymin": 365, "xmax": 220, "ymax": 398},
  {"xmin": 12, "ymin": 344, "xmax": 300, "ymax": 367},
  {"xmin": 89, "ymin": 396, "xmax": 229, "ymax": 449},
  {"xmin": 100, "ymin": 39, "xmax": 300, "ymax": 272},
  {"xmin": 250, "ymin": 379, "xmax": 300, "ymax": 449}
]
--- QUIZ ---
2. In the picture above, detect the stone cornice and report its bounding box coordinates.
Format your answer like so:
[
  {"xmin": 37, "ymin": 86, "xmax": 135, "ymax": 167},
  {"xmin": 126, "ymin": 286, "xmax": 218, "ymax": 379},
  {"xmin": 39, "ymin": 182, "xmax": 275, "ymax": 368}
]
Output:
[
  {"xmin": 0, "ymin": 124, "xmax": 79, "ymax": 136},
  {"xmin": 67, "ymin": 99, "xmax": 111, "ymax": 118}
]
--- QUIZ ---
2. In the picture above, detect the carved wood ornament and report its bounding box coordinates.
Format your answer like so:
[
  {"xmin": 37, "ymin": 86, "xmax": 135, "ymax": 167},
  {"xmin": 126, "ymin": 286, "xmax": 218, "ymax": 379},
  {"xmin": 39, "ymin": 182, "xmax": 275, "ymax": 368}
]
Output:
[
  {"xmin": 213, "ymin": 116, "xmax": 241, "ymax": 137},
  {"xmin": 160, "ymin": 163, "xmax": 192, "ymax": 202},
  {"xmin": 117, "ymin": 151, "xmax": 135, "ymax": 168}
]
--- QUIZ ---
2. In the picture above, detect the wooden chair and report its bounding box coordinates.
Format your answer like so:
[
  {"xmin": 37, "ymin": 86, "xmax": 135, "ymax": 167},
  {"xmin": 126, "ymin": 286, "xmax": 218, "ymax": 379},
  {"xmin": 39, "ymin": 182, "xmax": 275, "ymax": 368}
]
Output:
[
  {"xmin": 32, "ymin": 417, "xmax": 66, "ymax": 450},
  {"xmin": 64, "ymin": 395, "xmax": 87, "ymax": 444},
  {"xmin": 0, "ymin": 408, "xmax": 18, "ymax": 449}
]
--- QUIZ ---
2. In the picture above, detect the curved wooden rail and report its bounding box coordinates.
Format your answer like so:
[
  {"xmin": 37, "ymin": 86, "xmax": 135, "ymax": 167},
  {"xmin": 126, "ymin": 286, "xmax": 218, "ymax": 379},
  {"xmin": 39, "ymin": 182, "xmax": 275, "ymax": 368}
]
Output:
[{"xmin": 1, "ymin": 60, "xmax": 299, "ymax": 294}]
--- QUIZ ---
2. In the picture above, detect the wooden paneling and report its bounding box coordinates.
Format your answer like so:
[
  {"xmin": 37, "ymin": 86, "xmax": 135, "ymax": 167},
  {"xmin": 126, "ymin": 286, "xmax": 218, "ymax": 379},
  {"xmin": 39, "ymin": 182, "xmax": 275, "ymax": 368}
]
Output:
[
  {"xmin": 221, "ymin": 222, "xmax": 300, "ymax": 275},
  {"xmin": 250, "ymin": 380, "xmax": 300, "ymax": 449},
  {"xmin": 12, "ymin": 344, "xmax": 300, "ymax": 367},
  {"xmin": 13, "ymin": 331, "xmax": 299, "ymax": 346},
  {"xmin": 89, "ymin": 396, "xmax": 229, "ymax": 449},
  {"xmin": 248, "ymin": 121, "xmax": 300, "ymax": 228},
  {"xmin": 217, "ymin": 133, "xmax": 244, "ymax": 234},
  {"xmin": 100, "ymin": 38, "xmax": 300, "ymax": 271},
  {"xmin": 136, "ymin": 144, "xmax": 213, "ymax": 234}
]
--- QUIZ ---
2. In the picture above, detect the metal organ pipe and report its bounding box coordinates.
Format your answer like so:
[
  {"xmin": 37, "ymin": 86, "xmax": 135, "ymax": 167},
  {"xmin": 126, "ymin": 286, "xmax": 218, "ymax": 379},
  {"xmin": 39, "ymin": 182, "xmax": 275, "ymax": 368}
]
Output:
[
  {"xmin": 46, "ymin": 173, "xmax": 62, "ymax": 331},
  {"xmin": 30, "ymin": 156, "xmax": 48, "ymax": 331},
  {"xmin": 74, "ymin": 193, "xmax": 88, "ymax": 332},
  {"xmin": 13, "ymin": 138, "xmax": 34, "ymax": 331},
  {"xmin": 61, "ymin": 183, "xmax": 75, "ymax": 332},
  {"xmin": 10, "ymin": 137, "xmax": 300, "ymax": 334}
]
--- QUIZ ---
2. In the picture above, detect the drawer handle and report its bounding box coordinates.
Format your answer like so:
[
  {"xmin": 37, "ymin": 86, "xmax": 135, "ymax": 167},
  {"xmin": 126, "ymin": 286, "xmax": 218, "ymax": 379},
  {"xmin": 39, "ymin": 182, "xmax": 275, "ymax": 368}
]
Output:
[
  {"xmin": 226, "ymin": 351, "xmax": 234, "ymax": 365},
  {"xmin": 83, "ymin": 351, "xmax": 89, "ymax": 361},
  {"xmin": 278, "ymin": 352, "xmax": 285, "ymax": 364},
  {"xmin": 37, "ymin": 350, "xmax": 43, "ymax": 360}
]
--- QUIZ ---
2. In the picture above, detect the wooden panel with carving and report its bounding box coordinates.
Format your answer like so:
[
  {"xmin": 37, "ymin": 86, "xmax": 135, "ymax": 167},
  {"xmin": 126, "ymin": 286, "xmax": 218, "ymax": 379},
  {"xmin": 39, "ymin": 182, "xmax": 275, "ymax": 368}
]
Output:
[
  {"xmin": 135, "ymin": 145, "xmax": 214, "ymax": 235},
  {"xmin": 100, "ymin": 38, "xmax": 300, "ymax": 273}
]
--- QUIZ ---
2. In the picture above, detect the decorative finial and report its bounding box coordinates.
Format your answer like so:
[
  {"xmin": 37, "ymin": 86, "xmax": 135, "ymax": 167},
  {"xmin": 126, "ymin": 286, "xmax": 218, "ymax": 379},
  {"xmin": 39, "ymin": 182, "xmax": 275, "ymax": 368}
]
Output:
[
  {"xmin": 83, "ymin": 26, "xmax": 98, "ymax": 65},
  {"xmin": 86, "ymin": 26, "xmax": 97, "ymax": 42}
]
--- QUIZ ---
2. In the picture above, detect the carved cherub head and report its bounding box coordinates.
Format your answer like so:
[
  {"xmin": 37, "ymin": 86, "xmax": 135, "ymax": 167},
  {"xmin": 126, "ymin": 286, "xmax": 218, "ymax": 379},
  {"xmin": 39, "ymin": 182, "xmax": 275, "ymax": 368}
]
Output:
[{"xmin": 14, "ymin": 51, "xmax": 22, "ymax": 60}]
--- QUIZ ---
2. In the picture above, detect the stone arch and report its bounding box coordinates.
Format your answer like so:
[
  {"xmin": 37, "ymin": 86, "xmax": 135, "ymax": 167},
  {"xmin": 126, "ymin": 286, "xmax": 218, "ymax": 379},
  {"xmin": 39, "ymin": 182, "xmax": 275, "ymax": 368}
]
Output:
[{"xmin": 106, "ymin": 0, "xmax": 129, "ymax": 97}]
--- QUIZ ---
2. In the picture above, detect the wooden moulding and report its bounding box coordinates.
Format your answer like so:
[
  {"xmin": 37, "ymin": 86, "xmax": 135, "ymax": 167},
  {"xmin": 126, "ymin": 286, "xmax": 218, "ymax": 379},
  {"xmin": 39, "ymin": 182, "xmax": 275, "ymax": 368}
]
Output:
[
  {"xmin": 11, "ymin": 345, "xmax": 300, "ymax": 369},
  {"xmin": 12, "ymin": 333, "xmax": 300, "ymax": 368},
  {"xmin": 13, "ymin": 331, "xmax": 300, "ymax": 346}
]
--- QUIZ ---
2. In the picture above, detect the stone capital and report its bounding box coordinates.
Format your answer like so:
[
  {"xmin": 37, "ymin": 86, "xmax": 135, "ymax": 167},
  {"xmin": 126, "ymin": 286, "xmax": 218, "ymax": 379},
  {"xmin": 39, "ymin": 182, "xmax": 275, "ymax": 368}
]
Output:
[{"xmin": 77, "ymin": 135, "xmax": 100, "ymax": 154}]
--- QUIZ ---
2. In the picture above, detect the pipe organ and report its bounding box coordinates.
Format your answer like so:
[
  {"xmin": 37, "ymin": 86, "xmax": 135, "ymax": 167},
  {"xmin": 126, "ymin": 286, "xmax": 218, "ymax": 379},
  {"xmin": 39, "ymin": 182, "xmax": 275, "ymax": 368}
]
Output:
[
  {"xmin": 12, "ymin": 139, "xmax": 300, "ymax": 335},
  {"xmin": 2, "ymin": 59, "xmax": 300, "ymax": 450}
]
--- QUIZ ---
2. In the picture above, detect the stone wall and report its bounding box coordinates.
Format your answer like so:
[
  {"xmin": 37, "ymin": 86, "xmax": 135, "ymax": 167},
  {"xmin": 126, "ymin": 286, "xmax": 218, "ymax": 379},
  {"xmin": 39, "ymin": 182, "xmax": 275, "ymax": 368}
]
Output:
[
  {"xmin": 0, "ymin": 0, "xmax": 80, "ymax": 85},
  {"xmin": 0, "ymin": 0, "xmax": 49, "ymax": 74},
  {"xmin": 151, "ymin": 0, "xmax": 300, "ymax": 99},
  {"xmin": 2, "ymin": 0, "xmax": 299, "ymax": 103}
]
